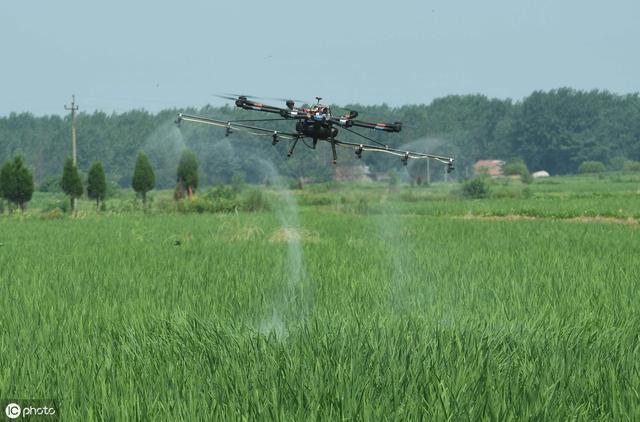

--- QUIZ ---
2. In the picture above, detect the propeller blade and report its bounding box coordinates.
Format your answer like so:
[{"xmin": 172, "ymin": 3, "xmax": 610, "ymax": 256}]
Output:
[
  {"xmin": 215, "ymin": 93, "xmax": 310, "ymax": 105},
  {"xmin": 263, "ymin": 96, "xmax": 311, "ymax": 104},
  {"xmin": 214, "ymin": 94, "xmax": 241, "ymax": 101}
]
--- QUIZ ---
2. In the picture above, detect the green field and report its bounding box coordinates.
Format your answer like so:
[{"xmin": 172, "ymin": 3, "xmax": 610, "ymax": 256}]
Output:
[{"xmin": 1, "ymin": 175, "xmax": 639, "ymax": 420}]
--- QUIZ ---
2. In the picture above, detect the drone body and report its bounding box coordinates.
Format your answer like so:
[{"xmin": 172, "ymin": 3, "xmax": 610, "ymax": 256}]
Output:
[{"xmin": 176, "ymin": 95, "xmax": 454, "ymax": 172}]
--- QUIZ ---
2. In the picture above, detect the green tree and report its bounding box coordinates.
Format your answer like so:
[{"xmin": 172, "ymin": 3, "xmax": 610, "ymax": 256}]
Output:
[
  {"xmin": 578, "ymin": 160, "xmax": 606, "ymax": 174},
  {"xmin": 461, "ymin": 176, "xmax": 491, "ymax": 199},
  {"xmin": 0, "ymin": 160, "xmax": 15, "ymax": 212},
  {"xmin": 87, "ymin": 161, "xmax": 107, "ymax": 210},
  {"xmin": 0, "ymin": 155, "xmax": 35, "ymax": 211},
  {"xmin": 177, "ymin": 149, "xmax": 199, "ymax": 198},
  {"xmin": 61, "ymin": 157, "xmax": 83, "ymax": 212},
  {"xmin": 622, "ymin": 160, "xmax": 640, "ymax": 173},
  {"xmin": 502, "ymin": 158, "xmax": 529, "ymax": 177},
  {"xmin": 132, "ymin": 151, "xmax": 155, "ymax": 207}
]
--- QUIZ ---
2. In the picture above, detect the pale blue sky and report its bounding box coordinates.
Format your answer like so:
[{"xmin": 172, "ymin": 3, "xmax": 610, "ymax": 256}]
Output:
[{"xmin": 1, "ymin": 0, "xmax": 638, "ymax": 115}]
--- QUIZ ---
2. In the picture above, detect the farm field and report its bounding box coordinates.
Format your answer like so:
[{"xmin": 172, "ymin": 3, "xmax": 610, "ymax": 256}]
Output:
[{"xmin": 1, "ymin": 175, "xmax": 639, "ymax": 420}]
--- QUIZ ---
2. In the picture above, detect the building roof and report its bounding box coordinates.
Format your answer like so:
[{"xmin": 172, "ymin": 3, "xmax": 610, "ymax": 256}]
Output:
[{"xmin": 473, "ymin": 160, "xmax": 505, "ymax": 177}]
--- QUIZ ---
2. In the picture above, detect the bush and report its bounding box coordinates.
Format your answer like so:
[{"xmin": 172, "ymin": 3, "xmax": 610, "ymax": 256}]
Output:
[
  {"xmin": 521, "ymin": 171, "xmax": 534, "ymax": 184},
  {"xmin": 42, "ymin": 200, "xmax": 67, "ymax": 214},
  {"xmin": 298, "ymin": 193, "xmax": 333, "ymax": 206},
  {"xmin": 41, "ymin": 208, "xmax": 64, "ymax": 220},
  {"xmin": 622, "ymin": 160, "xmax": 640, "ymax": 173},
  {"xmin": 578, "ymin": 161, "xmax": 606, "ymax": 174},
  {"xmin": 172, "ymin": 186, "xmax": 269, "ymax": 214},
  {"xmin": 462, "ymin": 177, "xmax": 490, "ymax": 199},
  {"xmin": 206, "ymin": 184, "xmax": 237, "ymax": 201},
  {"xmin": 355, "ymin": 197, "xmax": 370, "ymax": 214},
  {"xmin": 38, "ymin": 176, "xmax": 62, "ymax": 193},
  {"xmin": 502, "ymin": 159, "xmax": 529, "ymax": 176},
  {"xmin": 241, "ymin": 189, "xmax": 269, "ymax": 212}
]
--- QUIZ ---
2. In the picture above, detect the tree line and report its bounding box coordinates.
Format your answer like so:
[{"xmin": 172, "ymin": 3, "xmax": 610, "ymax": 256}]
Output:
[
  {"xmin": 0, "ymin": 148, "xmax": 200, "ymax": 212},
  {"xmin": 1, "ymin": 88, "xmax": 639, "ymax": 188}
]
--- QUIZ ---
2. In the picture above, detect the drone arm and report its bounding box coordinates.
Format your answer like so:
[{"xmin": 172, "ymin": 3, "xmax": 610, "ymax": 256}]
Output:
[
  {"xmin": 234, "ymin": 98, "xmax": 314, "ymax": 120},
  {"xmin": 330, "ymin": 117, "xmax": 402, "ymax": 133},
  {"xmin": 175, "ymin": 113, "xmax": 300, "ymax": 139},
  {"xmin": 333, "ymin": 138, "xmax": 454, "ymax": 166},
  {"xmin": 236, "ymin": 101, "xmax": 284, "ymax": 115}
]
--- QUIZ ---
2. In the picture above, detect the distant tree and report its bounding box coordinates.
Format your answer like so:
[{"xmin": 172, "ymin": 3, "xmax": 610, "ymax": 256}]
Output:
[
  {"xmin": 0, "ymin": 155, "xmax": 35, "ymax": 211},
  {"xmin": 61, "ymin": 157, "xmax": 83, "ymax": 212},
  {"xmin": 0, "ymin": 160, "xmax": 14, "ymax": 212},
  {"xmin": 87, "ymin": 161, "xmax": 107, "ymax": 210},
  {"xmin": 132, "ymin": 151, "xmax": 155, "ymax": 207},
  {"xmin": 177, "ymin": 149, "xmax": 199, "ymax": 199},
  {"xmin": 462, "ymin": 176, "xmax": 491, "ymax": 199},
  {"xmin": 578, "ymin": 160, "xmax": 606, "ymax": 174},
  {"xmin": 622, "ymin": 160, "xmax": 640, "ymax": 173},
  {"xmin": 502, "ymin": 159, "xmax": 529, "ymax": 176}
]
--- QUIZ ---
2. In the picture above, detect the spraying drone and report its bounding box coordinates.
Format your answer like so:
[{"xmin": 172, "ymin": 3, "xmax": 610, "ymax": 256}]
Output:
[{"xmin": 175, "ymin": 95, "xmax": 455, "ymax": 172}]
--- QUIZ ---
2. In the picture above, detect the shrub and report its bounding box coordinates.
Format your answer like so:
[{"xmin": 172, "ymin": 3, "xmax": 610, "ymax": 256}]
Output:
[
  {"xmin": 622, "ymin": 160, "xmax": 640, "ymax": 173},
  {"xmin": 298, "ymin": 194, "xmax": 333, "ymax": 206},
  {"xmin": 355, "ymin": 197, "xmax": 370, "ymax": 214},
  {"xmin": 462, "ymin": 177, "xmax": 490, "ymax": 199},
  {"xmin": 38, "ymin": 176, "xmax": 62, "ymax": 193},
  {"xmin": 241, "ymin": 189, "xmax": 269, "ymax": 212},
  {"xmin": 206, "ymin": 185, "xmax": 237, "ymax": 201},
  {"xmin": 521, "ymin": 171, "xmax": 534, "ymax": 184},
  {"xmin": 41, "ymin": 208, "xmax": 64, "ymax": 220},
  {"xmin": 578, "ymin": 161, "xmax": 606, "ymax": 174},
  {"xmin": 42, "ymin": 200, "xmax": 67, "ymax": 213},
  {"xmin": 502, "ymin": 159, "xmax": 529, "ymax": 177}
]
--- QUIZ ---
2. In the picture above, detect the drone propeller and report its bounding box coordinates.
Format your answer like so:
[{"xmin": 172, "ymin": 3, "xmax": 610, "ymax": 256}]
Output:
[
  {"xmin": 263, "ymin": 96, "xmax": 310, "ymax": 104},
  {"xmin": 215, "ymin": 93, "xmax": 254, "ymax": 101},
  {"xmin": 215, "ymin": 94, "xmax": 241, "ymax": 101},
  {"xmin": 215, "ymin": 93, "xmax": 310, "ymax": 106}
]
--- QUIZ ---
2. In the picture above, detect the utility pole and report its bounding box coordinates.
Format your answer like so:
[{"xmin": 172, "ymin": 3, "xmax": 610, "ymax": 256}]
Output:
[
  {"xmin": 64, "ymin": 95, "xmax": 79, "ymax": 165},
  {"xmin": 65, "ymin": 95, "xmax": 79, "ymax": 212},
  {"xmin": 426, "ymin": 159, "xmax": 431, "ymax": 185}
]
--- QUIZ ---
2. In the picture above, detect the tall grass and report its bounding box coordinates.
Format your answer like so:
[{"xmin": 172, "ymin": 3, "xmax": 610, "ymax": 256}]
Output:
[{"xmin": 1, "ymin": 210, "xmax": 638, "ymax": 419}]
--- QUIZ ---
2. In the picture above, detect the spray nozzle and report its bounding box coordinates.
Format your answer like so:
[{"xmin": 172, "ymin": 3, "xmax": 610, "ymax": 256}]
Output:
[
  {"xmin": 447, "ymin": 158, "xmax": 455, "ymax": 173},
  {"xmin": 401, "ymin": 152, "xmax": 409, "ymax": 166}
]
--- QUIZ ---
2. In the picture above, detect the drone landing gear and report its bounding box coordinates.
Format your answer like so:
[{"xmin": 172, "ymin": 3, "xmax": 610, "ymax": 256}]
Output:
[
  {"xmin": 330, "ymin": 138, "xmax": 337, "ymax": 164},
  {"xmin": 287, "ymin": 138, "xmax": 299, "ymax": 157}
]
